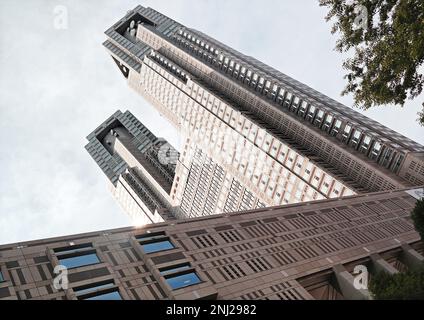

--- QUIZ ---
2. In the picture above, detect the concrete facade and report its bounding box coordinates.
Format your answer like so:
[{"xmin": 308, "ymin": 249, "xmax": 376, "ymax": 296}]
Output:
[{"xmin": 0, "ymin": 188, "xmax": 422, "ymax": 300}]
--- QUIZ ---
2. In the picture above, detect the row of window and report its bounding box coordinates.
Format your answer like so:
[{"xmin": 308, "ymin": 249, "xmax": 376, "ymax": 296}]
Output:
[
  {"xmin": 183, "ymin": 83, "xmax": 347, "ymax": 200},
  {"xmin": 177, "ymin": 29, "xmax": 219, "ymax": 57},
  {"xmin": 148, "ymin": 51, "xmax": 188, "ymax": 83},
  {"xmin": 170, "ymin": 30, "xmax": 406, "ymax": 174},
  {"xmin": 137, "ymin": 233, "xmax": 202, "ymax": 289},
  {"xmin": 49, "ymin": 235, "xmax": 202, "ymax": 299}
]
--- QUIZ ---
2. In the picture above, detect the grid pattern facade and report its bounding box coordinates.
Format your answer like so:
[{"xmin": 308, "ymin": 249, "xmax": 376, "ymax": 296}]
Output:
[{"xmin": 0, "ymin": 188, "xmax": 422, "ymax": 300}]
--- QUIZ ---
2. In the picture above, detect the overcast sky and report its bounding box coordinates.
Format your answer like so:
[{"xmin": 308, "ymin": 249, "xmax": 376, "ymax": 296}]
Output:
[{"xmin": 0, "ymin": 0, "xmax": 423, "ymax": 245}]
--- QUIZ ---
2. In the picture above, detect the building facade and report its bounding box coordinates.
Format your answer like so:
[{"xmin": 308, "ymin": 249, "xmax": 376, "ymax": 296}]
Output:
[
  {"xmin": 0, "ymin": 187, "xmax": 423, "ymax": 300},
  {"xmin": 85, "ymin": 110, "xmax": 179, "ymax": 225},
  {"xmin": 101, "ymin": 5, "xmax": 424, "ymax": 219}
]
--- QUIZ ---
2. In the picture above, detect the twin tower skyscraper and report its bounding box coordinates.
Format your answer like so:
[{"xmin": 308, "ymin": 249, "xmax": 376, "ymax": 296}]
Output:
[{"xmin": 86, "ymin": 5, "xmax": 424, "ymax": 226}]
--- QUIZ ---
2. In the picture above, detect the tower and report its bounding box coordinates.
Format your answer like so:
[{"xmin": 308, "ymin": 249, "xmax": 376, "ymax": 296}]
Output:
[
  {"xmin": 85, "ymin": 110, "xmax": 179, "ymax": 224},
  {"xmin": 101, "ymin": 6, "xmax": 424, "ymax": 219}
]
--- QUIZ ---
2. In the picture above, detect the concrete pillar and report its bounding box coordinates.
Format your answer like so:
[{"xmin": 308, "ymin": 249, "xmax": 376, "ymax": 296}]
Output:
[
  {"xmin": 370, "ymin": 253, "xmax": 399, "ymax": 275},
  {"xmin": 400, "ymin": 243, "xmax": 424, "ymax": 271},
  {"xmin": 332, "ymin": 264, "xmax": 371, "ymax": 300}
]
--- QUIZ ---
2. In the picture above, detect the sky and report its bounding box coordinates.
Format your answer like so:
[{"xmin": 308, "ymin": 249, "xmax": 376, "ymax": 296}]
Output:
[{"xmin": 0, "ymin": 0, "xmax": 423, "ymax": 245}]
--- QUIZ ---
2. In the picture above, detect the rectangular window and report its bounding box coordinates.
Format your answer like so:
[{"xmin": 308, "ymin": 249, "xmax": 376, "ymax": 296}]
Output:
[
  {"xmin": 165, "ymin": 271, "xmax": 201, "ymax": 290},
  {"xmin": 0, "ymin": 270, "xmax": 5, "ymax": 282},
  {"xmin": 59, "ymin": 254, "xmax": 100, "ymax": 269},
  {"xmin": 54, "ymin": 243, "xmax": 100, "ymax": 269},
  {"xmin": 85, "ymin": 290, "xmax": 122, "ymax": 300},
  {"xmin": 74, "ymin": 280, "xmax": 122, "ymax": 300},
  {"xmin": 137, "ymin": 232, "xmax": 175, "ymax": 254},
  {"xmin": 160, "ymin": 263, "xmax": 192, "ymax": 276}
]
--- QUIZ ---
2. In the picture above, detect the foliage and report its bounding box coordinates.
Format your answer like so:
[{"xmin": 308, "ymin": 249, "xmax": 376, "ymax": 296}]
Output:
[
  {"xmin": 319, "ymin": 0, "xmax": 424, "ymax": 125},
  {"xmin": 369, "ymin": 267, "xmax": 424, "ymax": 299},
  {"xmin": 411, "ymin": 199, "xmax": 424, "ymax": 241}
]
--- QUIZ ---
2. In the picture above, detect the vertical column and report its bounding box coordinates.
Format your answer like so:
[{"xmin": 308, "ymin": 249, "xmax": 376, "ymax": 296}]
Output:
[
  {"xmin": 400, "ymin": 243, "xmax": 424, "ymax": 271},
  {"xmin": 370, "ymin": 253, "xmax": 399, "ymax": 275},
  {"xmin": 332, "ymin": 264, "xmax": 371, "ymax": 300}
]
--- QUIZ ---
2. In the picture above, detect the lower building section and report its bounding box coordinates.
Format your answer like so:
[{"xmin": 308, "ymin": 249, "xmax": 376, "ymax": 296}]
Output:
[{"xmin": 0, "ymin": 187, "xmax": 423, "ymax": 300}]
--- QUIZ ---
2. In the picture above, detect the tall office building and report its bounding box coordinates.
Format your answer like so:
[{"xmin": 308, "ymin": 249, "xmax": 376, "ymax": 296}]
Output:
[
  {"xmin": 85, "ymin": 110, "xmax": 179, "ymax": 225},
  {"xmin": 101, "ymin": 6, "xmax": 424, "ymax": 219},
  {"xmin": 0, "ymin": 187, "xmax": 423, "ymax": 300}
]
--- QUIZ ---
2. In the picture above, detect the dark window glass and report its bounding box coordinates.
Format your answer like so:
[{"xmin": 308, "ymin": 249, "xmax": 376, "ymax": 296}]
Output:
[
  {"xmin": 160, "ymin": 263, "xmax": 191, "ymax": 276},
  {"xmin": 74, "ymin": 281, "xmax": 115, "ymax": 296},
  {"xmin": 54, "ymin": 243, "xmax": 93, "ymax": 255},
  {"xmin": 85, "ymin": 290, "xmax": 122, "ymax": 300},
  {"xmin": 0, "ymin": 270, "xmax": 5, "ymax": 282},
  {"xmin": 166, "ymin": 272, "xmax": 201, "ymax": 290},
  {"xmin": 59, "ymin": 253, "xmax": 100, "ymax": 269},
  {"xmin": 136, "ymin": 232, "xmax": 166, "ymax": 242},
  {"xmin": 142, "ymin": 240, "xmax": 174, "ymax": 254}
]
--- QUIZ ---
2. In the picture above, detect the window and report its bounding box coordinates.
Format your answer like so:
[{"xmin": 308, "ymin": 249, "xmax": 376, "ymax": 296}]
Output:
[
  {"xmin": 330, "ymin": 119, "xmax": 342, "ymax": 136},
  {"xmin": 165, "ymin": 272, "xmax": 201, "ymax": 290},
  {"xmin": 322, "ymin": 114, "xmax": 334, "ymax": 132},
  {"xmin": 277, "ymin": 88, "xmax": 286, "ymax": 104},
  {"xmin": 0, "ymin": 270, "xmax": 5, "ymax": 282},
  {"xmin": 349, "ymin": 129, "xmax": 362, "ymax": 148},
  {"xmin": 298, "ymin": 101, "xmax": 308, "ymax": 117},
  {"xmin": 74, "ymin": 280, "xmax": 122, "ymax": 300},
  {"xmin": 137, "ymin": 232, "xmax": 175, "ymax": 254},
  {"xmin": 85, "ymin": 290, "xmax": 122, "ymax": 300},
  {"xmin": 313, "ymin": 110, "xmax": 325, "ymax": 127},
  {"xmin": 306, "ymin": 105, "xmax": 316, "ymax": 122},
  {"xmin": 160, "ymin": 263, "xmax": 191, "ymax": 276},
  {"xmin": 283, "ymin": 92, "xmax": 293, "ymax": 109},
  {"xmin": 54, "ymin": 243, "xmax": 100, "ymax": 269},
  {"xmin": 391, "ymin": 153, "xmax": 404, "ymax": 173},
  {"xmin": 359, "ymin": 135, "xmax": 372, "ymax": 154},
  {"xmin": 160, "ymin": 263, "xmax": 201, "ymax": 290},
  {"xmin": 341, "ymin": 124, "xmax": 352, "ymax": 143},
  {"xmin": 369, "ymin": 141, "xmax": 382, "ymax": 160}
]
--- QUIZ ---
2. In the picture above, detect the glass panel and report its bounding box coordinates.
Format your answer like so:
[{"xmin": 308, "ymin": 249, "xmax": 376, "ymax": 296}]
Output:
[
  {"xmin": 322, "ymin": 114, "xmax": 334, "ymax": 132},
  {"xmin": 349, "ymin": 129, "xmax": 362, "ymax": 148},
  {"xmin": 291, "ymin": 97, "xmax": 300, "ymax": 112},
  {"xmin": 341, "ymin": 124, "xmax": 352, "ymax": 143},
  {"xmin": 332, "ymin": 120, "xmax": 342, "ymax": 132},
  {"xmin": 74, "ymin": 282, "xmax": 115, "ymax": 296},
  {"xmin": 380, "ymin": 147, "xmax": 394, "ymax": 167},
  {"xmin": 391, "ymin": 153, "xmax": 404, "ymax": 173},
  {"xmin": 306, "ymin": 105, "xmax": 316, "ymax": 122},
  {"xmin": 369, "ymin": 142, "xmax": 382, "ymax": 160},
  {"xmin": 142, "ymin": 240, "xmax": 174, "ymax": 253},
  {"xmin": 166, "ymin": 272, "xmax": 201, "ymax": 290},
  {"xmin": 277, "ymin": 88, "xmax": 286, "ymax": 104},
  {"xmin": 313, "ymin": 110, "xmax": 324, "ymax": 127},
  {"xmin": 59, "ymin": 253, "xmax": 100, "ymax": 269},
  {"xmin": 284, "ymin": 92, "xmax": 293, "ymax": 108},
  {"xmin": 160, "ymin": 264, "xmax": 191, "ymax": 276},
  {"xmin": 85, "ymin": 291, "xmax": 122, "ymax": 300},
  {"xmin": 0, "ymin": 271, "xmax": 5, "ymax": 282},
  {"xmin": 136, "ymin": 232, "xmax": 166, "ymax": 242},
  {"xmin": 54, "ymin": 243, "xmax": 93, "ymax": 255}
]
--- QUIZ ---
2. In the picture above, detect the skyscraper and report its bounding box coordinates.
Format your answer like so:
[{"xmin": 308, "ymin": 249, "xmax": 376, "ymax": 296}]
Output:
[
  {"xmin": 101, "ymin": 5, "xmax": 424, "ymax": 219},
  {"xmin": 85, "ymin": 110, "xmax": 179, "ymax": 225}
]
